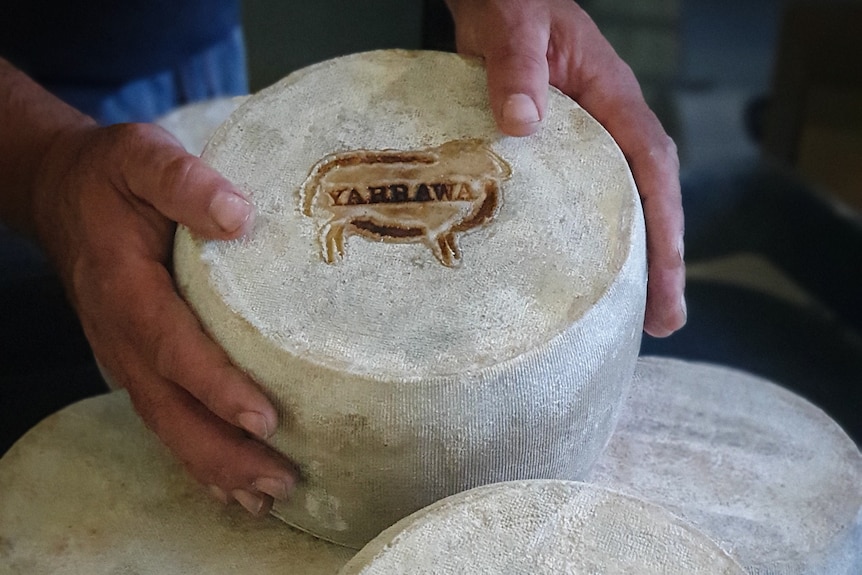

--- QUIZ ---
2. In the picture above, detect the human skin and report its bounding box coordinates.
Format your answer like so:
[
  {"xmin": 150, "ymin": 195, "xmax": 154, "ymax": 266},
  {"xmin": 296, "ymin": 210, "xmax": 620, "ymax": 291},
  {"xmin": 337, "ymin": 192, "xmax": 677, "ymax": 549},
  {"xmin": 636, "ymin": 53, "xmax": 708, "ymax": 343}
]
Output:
[
  {"xmin": 447, "ymin": 0, "xmax": 686, "ymax": 337},
  {"xmin": 0, "ymin": 0, "xmax": 684, "ymax": 517},
  {"xmin": 0, "ymin": 57, "xmax": 295, "ymax": 516}
]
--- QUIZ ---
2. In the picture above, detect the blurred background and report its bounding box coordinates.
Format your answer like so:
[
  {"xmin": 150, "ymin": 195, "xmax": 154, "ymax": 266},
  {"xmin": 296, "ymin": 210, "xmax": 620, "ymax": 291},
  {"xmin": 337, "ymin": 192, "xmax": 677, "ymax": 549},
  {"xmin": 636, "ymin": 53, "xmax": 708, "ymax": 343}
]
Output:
[{"xmin": 2, "ymin": 0, "xmax": 860, "ymax": 453}]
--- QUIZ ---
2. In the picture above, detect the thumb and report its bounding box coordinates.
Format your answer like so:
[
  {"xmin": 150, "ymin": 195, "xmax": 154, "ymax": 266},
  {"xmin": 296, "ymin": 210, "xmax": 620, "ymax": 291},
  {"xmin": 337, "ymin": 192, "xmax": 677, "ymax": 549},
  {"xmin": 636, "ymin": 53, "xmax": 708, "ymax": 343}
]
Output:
[
  {"xmin": 480, "ymin": 19, "xmax": 551, "ymax": 137},
  {"xmin": 119, "ymin": 123, "xmax": 255, "ymax": 240}
]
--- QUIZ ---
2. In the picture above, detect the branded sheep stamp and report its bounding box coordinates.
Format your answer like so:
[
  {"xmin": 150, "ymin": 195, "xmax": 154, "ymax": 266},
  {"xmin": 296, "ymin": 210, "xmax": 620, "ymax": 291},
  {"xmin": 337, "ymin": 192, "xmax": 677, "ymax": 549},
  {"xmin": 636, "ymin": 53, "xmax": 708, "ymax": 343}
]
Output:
[{"xmin": 300, "ymin": 139, "xmax": 511, "ymax": 266}]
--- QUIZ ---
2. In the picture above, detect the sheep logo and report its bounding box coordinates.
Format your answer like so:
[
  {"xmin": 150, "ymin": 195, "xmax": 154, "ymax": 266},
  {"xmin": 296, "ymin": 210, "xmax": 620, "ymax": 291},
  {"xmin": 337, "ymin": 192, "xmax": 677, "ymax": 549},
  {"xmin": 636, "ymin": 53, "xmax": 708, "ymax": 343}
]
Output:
[{"xmin": 300, "ymin": 139, "xmax": 511, "ymax": 267}]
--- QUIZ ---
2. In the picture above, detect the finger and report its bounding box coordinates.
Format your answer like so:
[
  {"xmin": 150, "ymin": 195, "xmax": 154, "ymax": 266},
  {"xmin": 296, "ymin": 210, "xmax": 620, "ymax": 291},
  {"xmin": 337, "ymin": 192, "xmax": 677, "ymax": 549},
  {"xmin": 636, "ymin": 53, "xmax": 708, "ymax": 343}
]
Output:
[
  {"xmin": 636, "ymin": 131, "xmax": 686, "ymax": 337},
  {"xmin": 113, "ymin": 123, "xmax": 255, "ymax": 240},
  {"xmin": 119, "ymin": 256, "xmax": 283, "ymax": 443},
  {"xmin": 126, "ymin": 363, "xmax": 297, "ymax": 516},
  {"xmin": 473, "ymin": 11, "xmax": 551, "ymax": 136},
  {"xmin": 554, "ymin": 31, "xmax": 686, "ymax": 336},
  {"xmin": 584, "ymin": 82, "xmax": 685, "ymax": 336}
]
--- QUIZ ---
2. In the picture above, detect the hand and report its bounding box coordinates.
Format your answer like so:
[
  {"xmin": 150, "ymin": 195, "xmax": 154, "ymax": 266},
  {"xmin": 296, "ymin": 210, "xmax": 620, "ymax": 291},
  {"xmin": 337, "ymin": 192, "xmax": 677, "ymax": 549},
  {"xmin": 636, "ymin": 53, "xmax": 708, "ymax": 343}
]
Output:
[
  {"xmin": 447, "ymin": 0, "xmax": 686, "ymax": 337},
  {"xmin": 31, "ymin": 122, "xmax": 297, "ymax": 515}
]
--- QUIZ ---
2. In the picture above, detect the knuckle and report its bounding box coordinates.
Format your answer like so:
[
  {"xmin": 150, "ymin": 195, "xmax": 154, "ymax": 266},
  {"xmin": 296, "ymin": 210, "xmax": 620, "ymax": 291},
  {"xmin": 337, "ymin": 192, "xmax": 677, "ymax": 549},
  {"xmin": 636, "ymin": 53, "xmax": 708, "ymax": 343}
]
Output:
[
  {"xmin": 114, "ymin": 121, "xmax": 149, "ymax": 140},
  {"xmin": 150, "ymin": 335, "xmax": 233, "ymax": 415},
  {"xmin": 204, "ymin": 458, "xmax": 236, "ymax": 487},
  {"xmin": 150, "ymin": 328, "xmax": 181, "ymax": 381},
  {"xmin": 110, "ymin": 122, "xmax": 161, "ymax": 158},
  {"xmin": 197, "ymin": 376, "xmax": 226, "ymax": 416},
  {"xmin": 643, "ymin": 132, "xmax": 678, "ymax": 166},
  {"xmin": 654, "ymin": 133, "xmax": 680, "ymax": 167},
  {"xmin": 159, "ymin": 154, "xmax": 198, "ymax": 201},
  {"xmin": 194, "ymin": 438, "xmax": 261, "ymax": 491},
  {"xmin": 125, "ymin": 381, "xmax": 170, "ymax": 437},
  {"xmin": 491, "ymin": 43, "xmax": 547, "ymax": 78},
  {"xmin": 634, "ymin": 132, "xmax": 681, "ymax": 200}
]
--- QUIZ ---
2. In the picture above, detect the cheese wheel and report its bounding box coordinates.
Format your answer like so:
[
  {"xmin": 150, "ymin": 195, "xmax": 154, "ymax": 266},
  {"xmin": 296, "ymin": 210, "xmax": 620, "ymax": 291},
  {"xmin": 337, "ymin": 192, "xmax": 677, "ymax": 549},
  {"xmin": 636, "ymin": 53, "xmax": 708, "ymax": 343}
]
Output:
[
  {"xmin": 5, "ymin": 360, "xmax": 856, "ymax": 573},
  {"xmin": 590, "ymin": 357, "xmax": 862, "ymax": 574},
  {"xmin": 0, "ymin": 392, "xmax": 356, "ymax": 574},
  {"xmin": 174, "ymin": 49, "xmax": 647, "ymax": 548},
  {"xmin": 155, "ymin": 96, "xmax": 248, "ymax": 156},
  {"xmin": 340, "ymin": 480, "xmax": 746, "ymax": 574}
]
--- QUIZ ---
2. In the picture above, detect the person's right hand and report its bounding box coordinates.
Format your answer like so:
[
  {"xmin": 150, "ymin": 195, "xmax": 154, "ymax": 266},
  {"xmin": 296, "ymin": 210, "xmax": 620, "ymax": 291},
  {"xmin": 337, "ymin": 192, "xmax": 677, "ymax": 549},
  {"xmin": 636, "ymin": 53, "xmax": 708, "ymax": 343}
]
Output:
[{"xmin": 31, "ymin": 121, "xmax": 298, "ymax": 516}]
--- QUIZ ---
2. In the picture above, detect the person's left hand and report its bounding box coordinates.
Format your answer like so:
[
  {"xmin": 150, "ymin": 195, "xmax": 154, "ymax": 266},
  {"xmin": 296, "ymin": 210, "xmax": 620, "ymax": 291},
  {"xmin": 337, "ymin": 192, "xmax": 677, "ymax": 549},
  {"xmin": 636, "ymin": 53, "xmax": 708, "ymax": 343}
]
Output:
[{"xmin": 446, "ymin": 0, "xmax": 686, "ymax": 337}]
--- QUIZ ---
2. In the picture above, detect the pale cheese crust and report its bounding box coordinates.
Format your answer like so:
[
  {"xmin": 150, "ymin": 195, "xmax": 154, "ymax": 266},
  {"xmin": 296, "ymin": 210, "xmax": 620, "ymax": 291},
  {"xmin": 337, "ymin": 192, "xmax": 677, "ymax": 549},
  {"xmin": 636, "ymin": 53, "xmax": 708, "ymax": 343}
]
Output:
[
  {"xmin": 0, "ymin": 392, "xmax": 356, "ymax": 574},
  {"xmin": 340, "ymin": 480, "xmax": 746, "ymax": 574},
  {"xmin": 591, "ymin": 357, "xmax": 862, "ymax": 575},
  {"xmin": 174, "ymin": 50, "xmax": 647, "ymax": 548}
]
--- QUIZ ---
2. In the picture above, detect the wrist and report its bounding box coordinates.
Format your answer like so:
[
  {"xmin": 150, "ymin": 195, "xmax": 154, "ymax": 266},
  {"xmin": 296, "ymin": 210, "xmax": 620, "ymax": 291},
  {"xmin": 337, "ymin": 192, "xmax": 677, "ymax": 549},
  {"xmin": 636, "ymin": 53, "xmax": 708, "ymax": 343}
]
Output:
[{"xmin": 0, "ymin": 57, "xmax": 96, "ymax": 239}]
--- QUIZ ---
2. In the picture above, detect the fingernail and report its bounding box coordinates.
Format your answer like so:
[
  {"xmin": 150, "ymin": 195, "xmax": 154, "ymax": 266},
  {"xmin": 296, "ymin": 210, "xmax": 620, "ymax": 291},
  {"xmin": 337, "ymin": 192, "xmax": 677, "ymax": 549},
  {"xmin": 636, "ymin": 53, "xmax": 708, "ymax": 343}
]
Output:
[
  {"xmin": 210, "ymin": 193, "xmax": 252, "ymax": 234},
  {"xmin": 208, "ymin": 484, "xmax": 229, "ymax": 504},
  {"xmin": 680, "ymin": 294, "xmax": 688, "ymax": 321},
  {"xmin": 238, "ymin": 411, "xmax": 271, "ymax": 440},
  {"xmin": 232, "ymin": 489, "xmax": 265, "ymax": 516},
  {"xmin": 502, "ymin": 93, "xmax": 540, "ymax": 126},
  {"xmin": 255, "ymin": 477, "xmax": 291, "ymax": 501}
]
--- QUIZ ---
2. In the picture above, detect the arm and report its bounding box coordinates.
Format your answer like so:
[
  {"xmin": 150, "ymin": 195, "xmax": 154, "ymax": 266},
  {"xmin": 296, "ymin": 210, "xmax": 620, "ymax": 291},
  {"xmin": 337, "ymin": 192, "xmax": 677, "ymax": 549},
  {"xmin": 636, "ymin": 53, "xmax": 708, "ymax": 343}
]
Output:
[
  {"xmin": 0, "ymin": 57, "xmax": 296, "ymax": 514},
  {"xmin": 445, "ymin": 0, "xmax": 686, "ymax": 337}
]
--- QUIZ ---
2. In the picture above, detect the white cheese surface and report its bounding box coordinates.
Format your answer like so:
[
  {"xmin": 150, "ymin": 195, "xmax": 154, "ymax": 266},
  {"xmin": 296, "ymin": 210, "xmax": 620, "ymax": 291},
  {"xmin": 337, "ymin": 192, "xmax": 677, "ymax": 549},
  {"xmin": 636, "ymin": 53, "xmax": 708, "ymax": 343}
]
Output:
[
  {"xmin": 340, "ymin": 480, "xmax": 746, "ymax": 574},
  {"xmin": 591, "ymin": 357, "xmax": 862, "ymax": 574},
  {"xmin": 174, "ymin": 50, "xmax": 646, "ymax": 548},
  {"xmin": 179, "ymin": 50, "xmax": 641, "ymax": 378},
  {"xmin": 0, "ymin": 392, "xmax": 356, "ymax": 574}
]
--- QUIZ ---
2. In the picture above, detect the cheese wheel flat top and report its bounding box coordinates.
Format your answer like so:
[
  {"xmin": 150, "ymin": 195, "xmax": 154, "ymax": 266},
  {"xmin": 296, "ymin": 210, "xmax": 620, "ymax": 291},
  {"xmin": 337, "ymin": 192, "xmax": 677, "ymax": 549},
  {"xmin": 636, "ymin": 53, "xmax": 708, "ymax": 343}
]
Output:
[
  {"xmin": 340, "ymin": 480, "xmax": 746, "ymax": 574},
  {"xmin": 590, "ymin": 357, "xmax": 862, "ymax": 575},
  {"xmin": 155, "ymin": 96, "xmax": 248, "ymax": 156},
  {"xmin": 177, "ymin": 49, "xmax": 642, "ymax": 378},
  {"xmin": 0, "ymin": 392, "xmax": 355, "ymax": 575}
]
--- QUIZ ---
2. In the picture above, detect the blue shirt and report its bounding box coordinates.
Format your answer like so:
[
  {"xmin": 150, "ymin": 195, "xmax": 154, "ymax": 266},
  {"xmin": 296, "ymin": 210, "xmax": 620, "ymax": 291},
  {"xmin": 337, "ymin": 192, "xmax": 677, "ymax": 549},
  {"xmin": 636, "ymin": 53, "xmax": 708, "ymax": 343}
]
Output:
[{"xmin": 0, "ymin": 0, "xmax": 240, "ymax": 88}]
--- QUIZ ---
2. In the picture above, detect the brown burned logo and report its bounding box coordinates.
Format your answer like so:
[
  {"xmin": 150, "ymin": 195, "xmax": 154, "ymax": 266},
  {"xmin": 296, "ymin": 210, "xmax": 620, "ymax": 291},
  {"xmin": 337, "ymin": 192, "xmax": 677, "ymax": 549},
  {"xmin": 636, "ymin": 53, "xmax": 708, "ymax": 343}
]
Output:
[{"xmin": 300, "ymin": 139, "xmax": 511, "ymax": 267}]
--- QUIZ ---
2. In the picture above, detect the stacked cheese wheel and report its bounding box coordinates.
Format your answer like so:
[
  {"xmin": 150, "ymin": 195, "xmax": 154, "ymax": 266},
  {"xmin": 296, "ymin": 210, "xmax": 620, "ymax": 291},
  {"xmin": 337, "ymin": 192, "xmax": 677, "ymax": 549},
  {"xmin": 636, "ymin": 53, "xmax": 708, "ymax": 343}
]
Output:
[
  {"xmin": 3, "ymin": 359, "xmax": 857, "ymax": 573},
  {"xmin": 174, "ymin": 49, "xmax": 646, "ymax": 547},
  {"xmin": 4, "ymin": 51, "xmax": 857, "ymax": 574},
  {"xmin": 339, "ymin": 480, "xmax": 746, "ymax": 574},
  {"xmin": 591, "ymin": 357, "xmax": 862, "ymax": 575}
]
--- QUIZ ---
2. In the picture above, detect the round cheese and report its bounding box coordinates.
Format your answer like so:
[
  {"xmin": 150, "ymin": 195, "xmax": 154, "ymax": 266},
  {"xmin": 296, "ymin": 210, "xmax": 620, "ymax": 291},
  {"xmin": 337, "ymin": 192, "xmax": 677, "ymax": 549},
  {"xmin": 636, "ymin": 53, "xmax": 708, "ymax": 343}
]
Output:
[
  {"xmin": 0, "ymin": 392, "xmax": 356, "ymax": 574},
  {"xmin": 340, "ymin": 480, "xmax": 746, "ymax": 574},
  {"xmin": 155, "ymin": 96, "xmax": 248, "ymax": 156},
  {"xmin": 5, "ymin": 360, "xmax": 856, "ymax": 572},
  {"xmin": 590, "ymin": 357, "xmax": 862, "ymax": 574},
  {"xmin": 174, "ymin": 49, "xmax": 647, "ymax": 548}
]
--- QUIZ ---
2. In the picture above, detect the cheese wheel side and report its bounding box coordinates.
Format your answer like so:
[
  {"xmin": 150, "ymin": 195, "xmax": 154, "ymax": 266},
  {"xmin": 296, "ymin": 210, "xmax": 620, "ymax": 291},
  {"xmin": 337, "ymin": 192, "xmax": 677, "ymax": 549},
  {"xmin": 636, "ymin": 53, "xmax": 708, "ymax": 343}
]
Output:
[{"xmin": 174, "ymin": 50, "xmax": 646, "ymax": 548}]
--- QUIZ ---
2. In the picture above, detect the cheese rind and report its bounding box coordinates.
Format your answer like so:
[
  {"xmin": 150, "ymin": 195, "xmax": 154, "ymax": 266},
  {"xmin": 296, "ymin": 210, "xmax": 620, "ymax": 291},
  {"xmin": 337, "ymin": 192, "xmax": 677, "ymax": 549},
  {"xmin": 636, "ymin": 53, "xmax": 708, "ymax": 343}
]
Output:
[
  {"xmin": 339, "ymin": 480, "xmax": 746, "ymax": 574},
  {"xmin": 0, "ymin": 392, "xmax": 356, "ymax": 574},
  {"xmin": 591, "ymin": 357, "xmax": 862, "ymax": 574},
  {"xmin": 155, "ymin": 96, "xmax": 247, "ymax": 156},
  {"xmin": 174, "ymin": 50, "xmax": 646, "ymax": 548}
]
